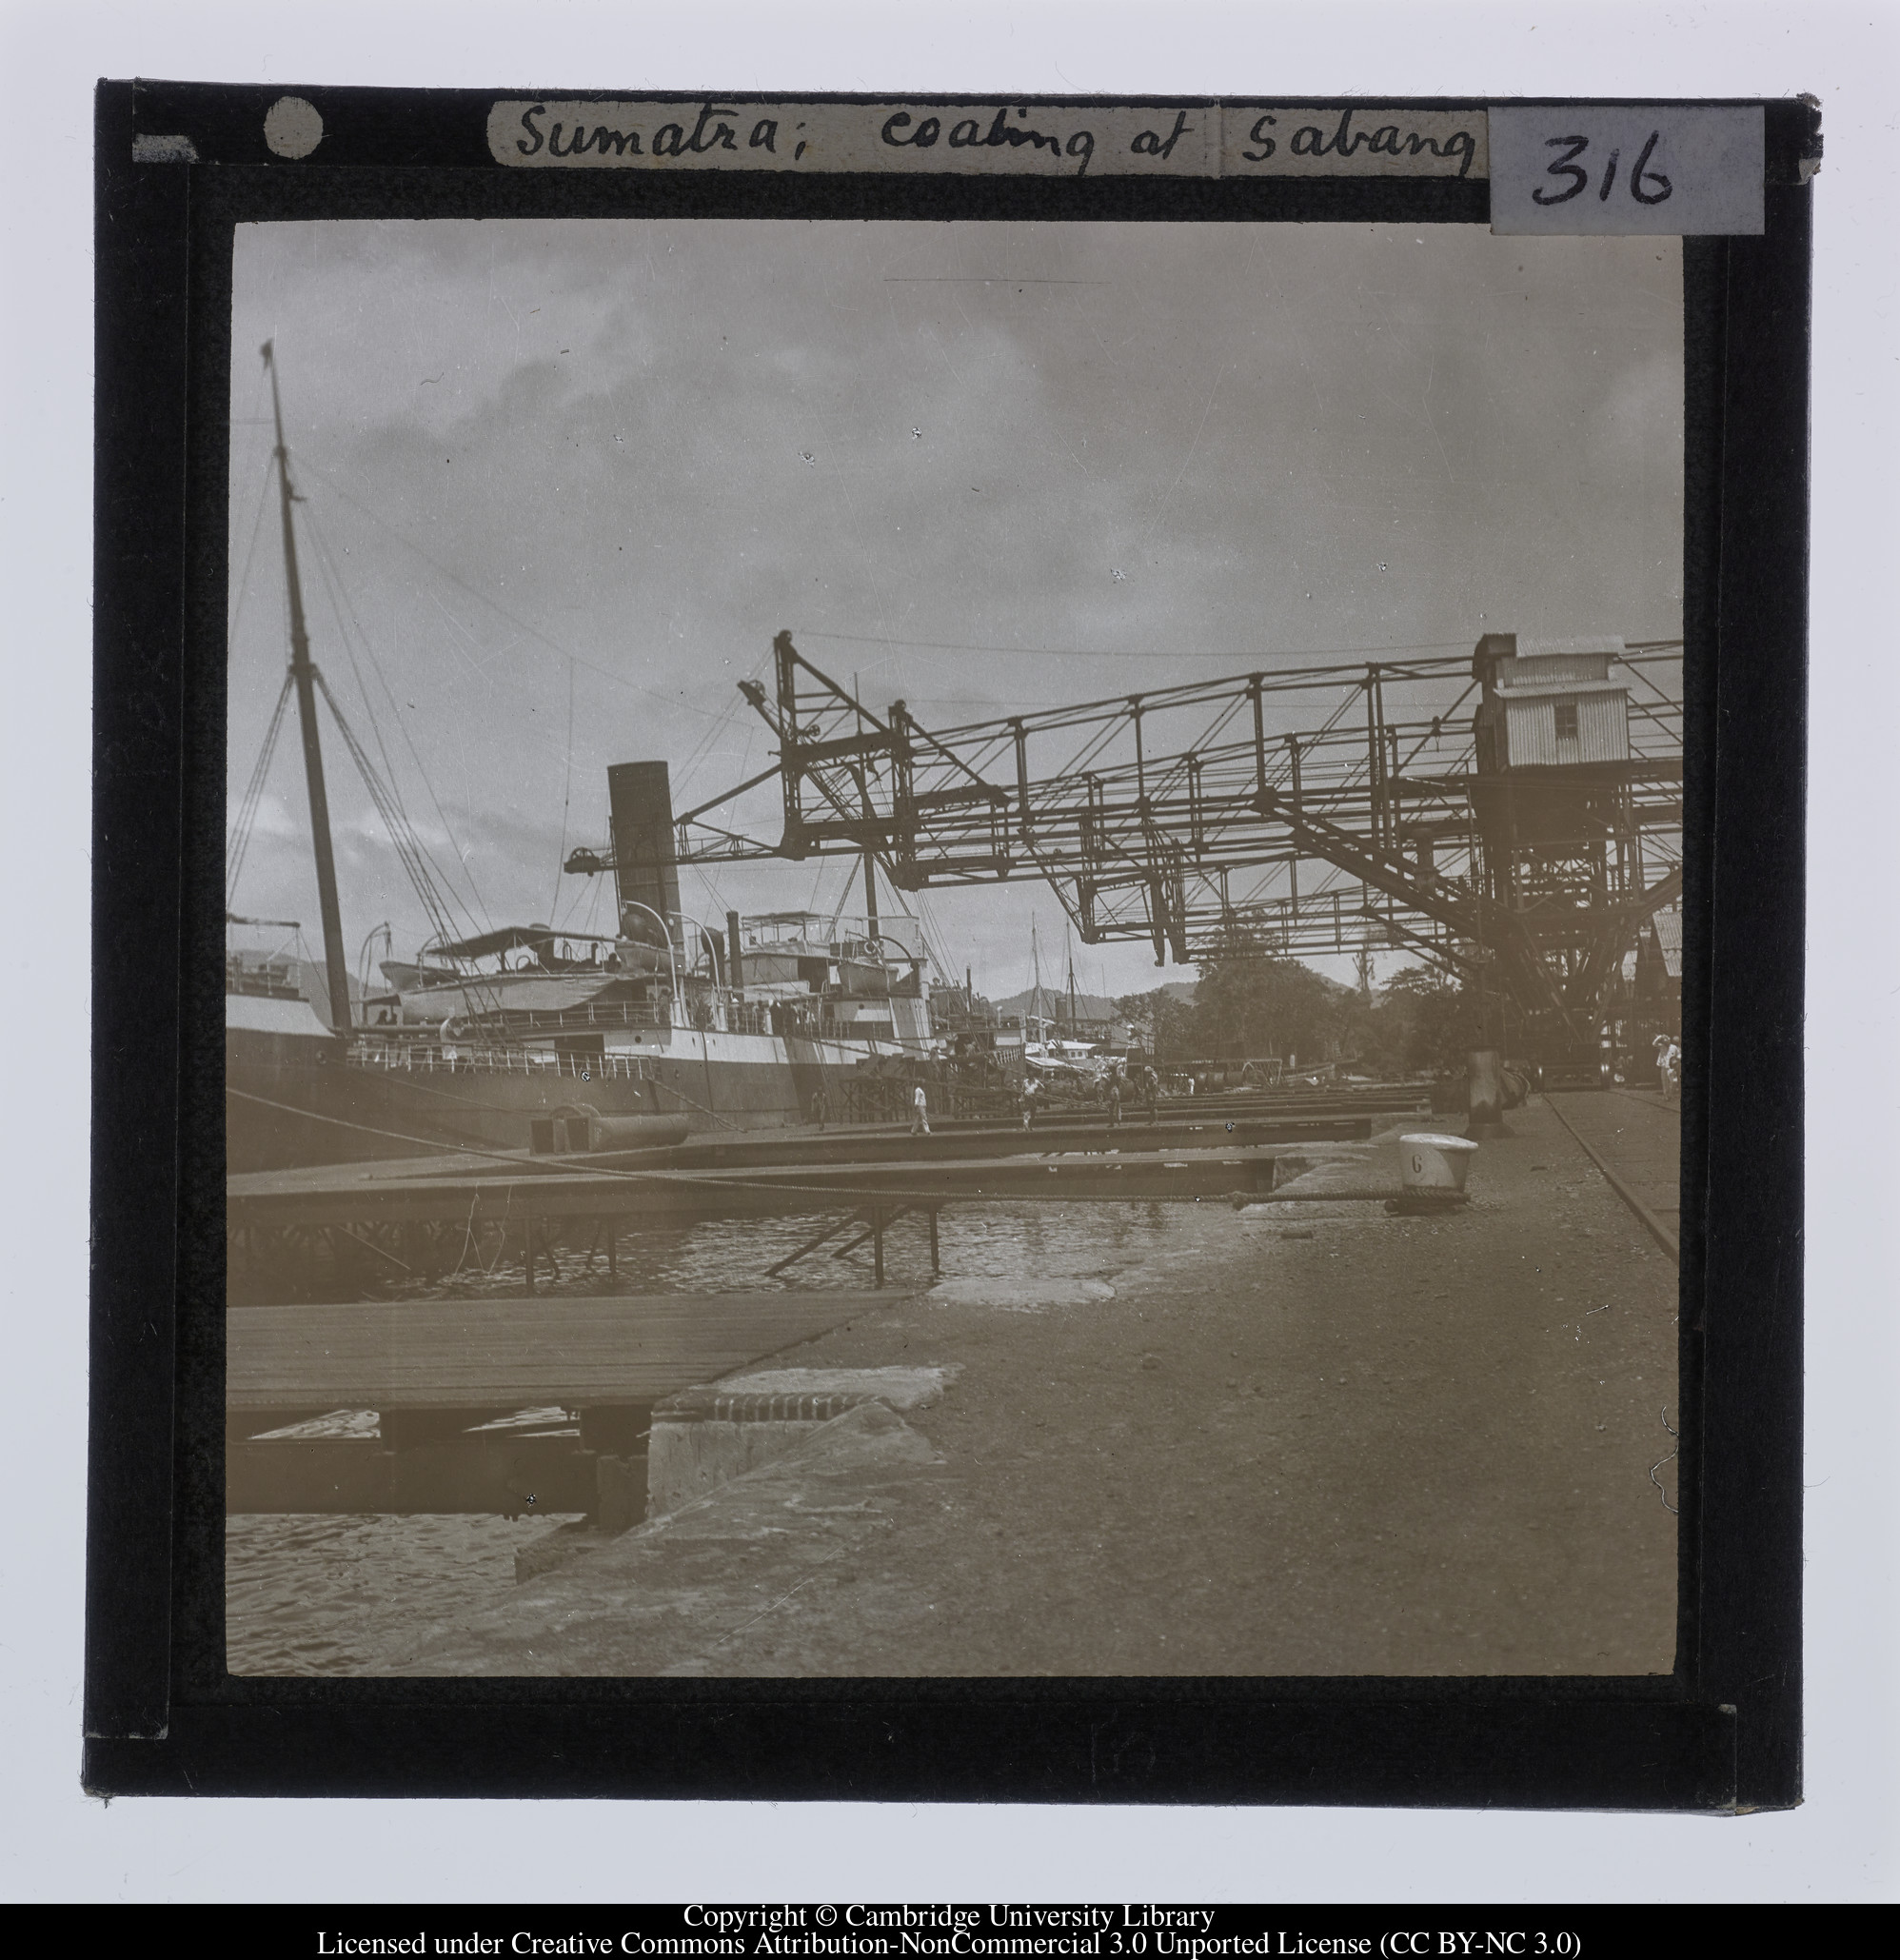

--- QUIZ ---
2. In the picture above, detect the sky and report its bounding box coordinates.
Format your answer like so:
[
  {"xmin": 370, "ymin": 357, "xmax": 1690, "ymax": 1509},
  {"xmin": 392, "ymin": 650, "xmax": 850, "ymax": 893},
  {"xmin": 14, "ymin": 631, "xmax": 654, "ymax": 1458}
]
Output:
[{"xmin": 227, "ymin": 217, "xmax": 1682, "ymax": 1003}]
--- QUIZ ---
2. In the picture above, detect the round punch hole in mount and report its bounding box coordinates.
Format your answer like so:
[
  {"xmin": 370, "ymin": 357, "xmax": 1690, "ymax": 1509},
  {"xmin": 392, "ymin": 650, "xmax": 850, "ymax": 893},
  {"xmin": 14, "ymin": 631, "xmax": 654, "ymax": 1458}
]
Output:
[{"xmin": 263, "ymin": 95, "xmax": 324, "ymax": 159}]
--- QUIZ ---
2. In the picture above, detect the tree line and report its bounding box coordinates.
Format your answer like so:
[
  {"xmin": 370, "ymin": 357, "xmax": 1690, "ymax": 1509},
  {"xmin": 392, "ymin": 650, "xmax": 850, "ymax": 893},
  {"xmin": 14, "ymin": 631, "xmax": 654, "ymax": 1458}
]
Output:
[{"xmin": 1116, "ymin": 955, "xmax": 1476, "ymax": 1077}]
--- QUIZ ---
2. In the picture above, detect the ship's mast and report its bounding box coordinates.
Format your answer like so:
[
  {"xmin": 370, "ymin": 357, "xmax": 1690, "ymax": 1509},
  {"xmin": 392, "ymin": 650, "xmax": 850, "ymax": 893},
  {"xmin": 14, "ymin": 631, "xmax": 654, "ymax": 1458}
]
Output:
[
  {"xmin": 1065, "ymin": 924, "xmax": 1078, "ymax": 1039},
  {"xmin": 853, "ymin": 673, "xmax": 880, "ymax": 941},
  {"xmin": 263, "ymin": 342, "xmax": 351, "ymax": 1034}
]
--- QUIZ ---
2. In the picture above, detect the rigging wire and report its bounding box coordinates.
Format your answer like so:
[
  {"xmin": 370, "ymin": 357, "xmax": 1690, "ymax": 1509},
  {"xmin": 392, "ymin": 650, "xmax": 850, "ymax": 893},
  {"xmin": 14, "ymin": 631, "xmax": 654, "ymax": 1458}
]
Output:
[
  {"xmin": 802, "ymin": 627, "xmax": 1684, "ymax": 663},
  {"xmin": 224, "ymin": 361, "xmax": 274, "ymax": 644},
  {"xmin": 225, "ymin": 671, "xmax": 294, "ymax": 908},
  {"xmin": 299, "ymin": 502, "xmax": 496, "ymax": 935},
  {"xmin": 670, "ymin": 660, "xmax": 756, "ymax": 801},
  {"xmin": 292, "ymin": 455, "xmax": 732, "ymax": 721},
  {"xmin": 310, "ymin": 668, "xmax": 454, "ymax": 941},
  {"xmin": 302, "ymin": 518, "xmax": 415, "ymax": 823},
  {"xmin": 310, "ymin": 667, "xmax": 492, "ymax": 979},
  {"xmin": 226, "ymin": 450, "xmax": 278, "ymax": 649},
  {"xmin": 549, "ymin": 656, "xmax": 575, "ymax": 921},
  {"xmin": 800, "ymin": 629, "xmax": 1481, "ymax": 663}
]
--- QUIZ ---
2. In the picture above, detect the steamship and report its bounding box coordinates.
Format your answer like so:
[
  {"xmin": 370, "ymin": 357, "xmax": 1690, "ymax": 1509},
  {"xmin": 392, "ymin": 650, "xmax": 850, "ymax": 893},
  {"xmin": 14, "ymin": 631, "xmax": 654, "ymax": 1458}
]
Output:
[
  {"xmin": 227, "ymin": 761, "xmax": 939, "ymax": 1173},
  {"xmin": 225, "ymin": 347, "xmax": 937, "ymax": 1174}
]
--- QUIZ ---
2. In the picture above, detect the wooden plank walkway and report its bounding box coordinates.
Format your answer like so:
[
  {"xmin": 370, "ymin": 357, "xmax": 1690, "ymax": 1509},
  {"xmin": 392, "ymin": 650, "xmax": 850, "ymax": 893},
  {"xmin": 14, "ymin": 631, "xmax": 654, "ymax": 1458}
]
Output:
[
  {"xmin": 224, "ymin": 1139, "xmax": 1337, "ymax": 1230},
  {"xmin": 227, "ymin": 1291, "xmax": 904, "ymax": 1414},
  {"xmin": 624, "ymin": 1112, "xmax": 1392, "ymax": 1172},
  {"xmin": 227, "ymin": 1114, "xmax": 1378, "ymax": 1193}
]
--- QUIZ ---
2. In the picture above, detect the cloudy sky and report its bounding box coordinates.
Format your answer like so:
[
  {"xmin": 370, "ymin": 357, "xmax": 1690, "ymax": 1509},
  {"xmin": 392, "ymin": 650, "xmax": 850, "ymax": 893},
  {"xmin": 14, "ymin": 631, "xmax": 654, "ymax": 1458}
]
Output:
[{"xmin": 227, "ymin": 217, "xmax": 1681, "ymax": 1001}]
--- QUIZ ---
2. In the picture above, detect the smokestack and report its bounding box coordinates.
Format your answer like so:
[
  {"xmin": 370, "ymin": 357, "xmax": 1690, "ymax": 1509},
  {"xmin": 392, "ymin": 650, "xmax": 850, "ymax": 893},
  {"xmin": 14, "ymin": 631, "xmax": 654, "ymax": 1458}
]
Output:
[
  {"xmin": 727, "ymin": 910, "xmax": 743, "ymax": 991},
  {"xmin": 606, "ymin": 762, "xmax": 682, "ymax": 944}
]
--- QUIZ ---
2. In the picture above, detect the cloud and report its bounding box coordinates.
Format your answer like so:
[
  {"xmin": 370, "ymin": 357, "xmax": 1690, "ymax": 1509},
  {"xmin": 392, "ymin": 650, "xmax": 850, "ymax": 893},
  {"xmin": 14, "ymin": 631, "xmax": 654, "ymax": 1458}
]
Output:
[{"xmin": 228, "ymin": 218, "xmax": 1683, "ymax": 992}]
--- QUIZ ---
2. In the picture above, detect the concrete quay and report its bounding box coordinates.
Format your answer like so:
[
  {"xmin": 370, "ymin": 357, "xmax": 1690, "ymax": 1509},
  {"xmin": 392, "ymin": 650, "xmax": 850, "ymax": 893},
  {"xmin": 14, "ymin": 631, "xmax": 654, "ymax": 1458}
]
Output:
[{"xmin": 338, "ymin": 1096, "xmax": 1680, "ymax": 1678}]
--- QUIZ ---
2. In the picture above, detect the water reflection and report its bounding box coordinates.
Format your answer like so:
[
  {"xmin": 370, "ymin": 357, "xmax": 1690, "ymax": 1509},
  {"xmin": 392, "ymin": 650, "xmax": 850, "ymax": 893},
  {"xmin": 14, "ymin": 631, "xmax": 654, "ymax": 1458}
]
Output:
[{"xmin": 238, "ymin": 1201, "xmax": 1191, "ymax": 1305}]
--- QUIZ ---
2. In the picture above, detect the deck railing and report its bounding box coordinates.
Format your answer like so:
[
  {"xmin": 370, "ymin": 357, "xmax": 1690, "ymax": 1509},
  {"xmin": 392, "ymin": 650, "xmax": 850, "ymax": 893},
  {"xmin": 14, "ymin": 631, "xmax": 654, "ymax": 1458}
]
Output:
[
  {"xmin": 483, "ymin": 996, "xmax": 784, "ymax": 1039},
  {"xmin": 345, "ymin": 1045, "xmax": 654, "ymax": 1080}
]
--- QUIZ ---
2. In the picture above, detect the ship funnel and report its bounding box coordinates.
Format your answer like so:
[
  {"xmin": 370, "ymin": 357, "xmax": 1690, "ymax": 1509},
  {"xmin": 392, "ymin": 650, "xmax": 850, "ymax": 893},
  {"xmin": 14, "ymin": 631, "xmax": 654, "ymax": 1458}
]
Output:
[{"xmin": 606, "ymin": 762, "xmax": 683, "ymax": 945}]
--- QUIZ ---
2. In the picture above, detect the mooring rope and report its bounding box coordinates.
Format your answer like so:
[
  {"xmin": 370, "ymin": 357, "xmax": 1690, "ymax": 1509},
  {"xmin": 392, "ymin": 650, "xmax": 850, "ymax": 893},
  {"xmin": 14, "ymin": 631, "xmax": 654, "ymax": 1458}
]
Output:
[{"xmin": 224, "ymin": 1084, "xmax": 1233, "ymax": 1209}]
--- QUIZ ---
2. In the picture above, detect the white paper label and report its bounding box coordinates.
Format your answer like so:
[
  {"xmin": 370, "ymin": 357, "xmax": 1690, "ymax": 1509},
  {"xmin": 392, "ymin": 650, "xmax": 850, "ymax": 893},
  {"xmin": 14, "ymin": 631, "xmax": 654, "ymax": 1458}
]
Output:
[
  {"xmin": 485, "ymin": 100, "xmax": 1489, "ymax": 179},
  {"xmin": 1488, "ymin": 106, "xmax": 1763, "ymax": 234}
]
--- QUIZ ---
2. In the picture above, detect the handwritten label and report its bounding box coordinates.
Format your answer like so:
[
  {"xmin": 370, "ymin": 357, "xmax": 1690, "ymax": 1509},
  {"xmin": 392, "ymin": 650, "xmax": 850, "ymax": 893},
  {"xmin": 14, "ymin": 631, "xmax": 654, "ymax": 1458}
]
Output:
[
  {"xmin": 1225, "ymin": 107, "xmax": 1484, "ymax": 177},
  {"xmin": 1488, "ymin": 106, "xmax": 1763, "ymax": 234},
  {"xmin": 485, "ymin": 100, "xmax": 1488, "ymax": 179}
]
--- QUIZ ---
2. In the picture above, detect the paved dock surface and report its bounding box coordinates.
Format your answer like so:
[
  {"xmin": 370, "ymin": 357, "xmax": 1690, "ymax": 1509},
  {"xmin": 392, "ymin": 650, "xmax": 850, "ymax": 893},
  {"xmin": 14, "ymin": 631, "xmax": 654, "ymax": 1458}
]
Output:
[
  {"xmin": 1545, "ymin": 1089, "xmax": 1682, "ymax": 1255},
  {"xmin": 232, "ymin": 1096, "xmax": 1679, "ymax": 1678}
]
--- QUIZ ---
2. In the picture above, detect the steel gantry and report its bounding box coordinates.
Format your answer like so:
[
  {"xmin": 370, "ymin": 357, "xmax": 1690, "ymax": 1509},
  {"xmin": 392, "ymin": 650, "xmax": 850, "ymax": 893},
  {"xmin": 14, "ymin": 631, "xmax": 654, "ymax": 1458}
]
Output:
[{"xmin": 584, "ymin": 627, "xmax": 1684, "ymax": 1030}]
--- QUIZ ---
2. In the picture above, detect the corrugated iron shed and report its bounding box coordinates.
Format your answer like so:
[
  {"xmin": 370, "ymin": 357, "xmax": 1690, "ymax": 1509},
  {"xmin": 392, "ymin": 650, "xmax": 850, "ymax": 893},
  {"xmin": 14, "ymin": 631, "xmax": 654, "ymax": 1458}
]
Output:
[{"xmin": 1652, "ymin": 906, "xmax": 1684, "ymax": 980}]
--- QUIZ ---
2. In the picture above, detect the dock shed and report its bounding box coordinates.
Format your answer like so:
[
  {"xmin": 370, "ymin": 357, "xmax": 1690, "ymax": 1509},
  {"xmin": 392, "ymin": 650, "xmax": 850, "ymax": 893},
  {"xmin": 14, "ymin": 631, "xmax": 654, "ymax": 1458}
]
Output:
[{"xmin": 1473, "ymin": 634, "xmax": 1631, "ymax": 773}]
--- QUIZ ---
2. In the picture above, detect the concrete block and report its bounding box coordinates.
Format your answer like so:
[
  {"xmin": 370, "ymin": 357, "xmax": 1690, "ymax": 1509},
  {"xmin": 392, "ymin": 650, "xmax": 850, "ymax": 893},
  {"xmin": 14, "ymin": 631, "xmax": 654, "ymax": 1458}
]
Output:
[
  {"xmin": 709, "ymin": 1366, "xmax": 954, "ymax": 1412},
  {"xmin": 645, "ymin": 1366, "xmax": 959, "ymax": 1518},
  {"xmin": 647, "ymin": 1415, "xmax": 830, "ymax": 1516}
]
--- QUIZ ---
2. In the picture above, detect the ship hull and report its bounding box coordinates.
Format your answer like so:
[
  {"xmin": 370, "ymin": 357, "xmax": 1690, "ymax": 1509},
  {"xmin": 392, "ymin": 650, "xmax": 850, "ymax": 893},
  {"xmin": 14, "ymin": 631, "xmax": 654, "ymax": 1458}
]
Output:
[{"xmin": 226, "ymin": 1026, "xmax": 894, "ymax": 1172}]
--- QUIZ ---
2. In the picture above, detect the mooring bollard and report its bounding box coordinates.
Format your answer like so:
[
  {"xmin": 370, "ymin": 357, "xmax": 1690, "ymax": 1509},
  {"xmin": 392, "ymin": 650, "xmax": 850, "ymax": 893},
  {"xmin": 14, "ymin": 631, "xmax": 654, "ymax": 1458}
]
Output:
[{"xmin": 1395, "ymin": 1132, "xmax": 1480, "ymax": 1212}]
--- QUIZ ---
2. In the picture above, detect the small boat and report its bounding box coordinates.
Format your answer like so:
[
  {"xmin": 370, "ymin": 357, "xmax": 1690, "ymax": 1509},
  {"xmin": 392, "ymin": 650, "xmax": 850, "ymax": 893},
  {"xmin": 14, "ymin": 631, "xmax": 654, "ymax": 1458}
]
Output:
[{"xmin": 381, "ymin": 924, "xmax": 628, "ymax": 1023}]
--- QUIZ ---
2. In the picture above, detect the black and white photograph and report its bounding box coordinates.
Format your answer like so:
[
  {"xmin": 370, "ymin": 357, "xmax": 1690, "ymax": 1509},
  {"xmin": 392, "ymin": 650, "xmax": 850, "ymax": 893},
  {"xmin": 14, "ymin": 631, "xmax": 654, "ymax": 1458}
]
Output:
[
  {"xmin": 222, "ymin": 202, "xmax": 1687, "ymax": 1679},
  {"xmin": 5, "ymin": 0, "xmax": 1883, "ymax": 1900}
]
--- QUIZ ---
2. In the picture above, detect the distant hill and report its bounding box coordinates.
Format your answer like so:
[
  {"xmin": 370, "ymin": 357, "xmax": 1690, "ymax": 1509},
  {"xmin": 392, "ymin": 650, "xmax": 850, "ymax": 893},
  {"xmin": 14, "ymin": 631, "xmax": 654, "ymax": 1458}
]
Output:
[
  {"xmin": 993, "ymin": 987, "xmax": 1124, "ymax": 1022},
  {"xmin": 1099, "ymin": 980, "xmax": 1197, "ymax": 1006},
  {"xmin": 989, "ymin": 980, "xmax": 1198, "ymax": 1017}
]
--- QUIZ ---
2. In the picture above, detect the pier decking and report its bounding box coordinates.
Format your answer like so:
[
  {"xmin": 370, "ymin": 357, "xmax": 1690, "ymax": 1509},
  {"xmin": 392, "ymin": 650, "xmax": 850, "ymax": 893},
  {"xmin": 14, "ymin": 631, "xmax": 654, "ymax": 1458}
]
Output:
[
  {"xmin": 226, "ymin": 1107, "xmax": 1407, "ymax": 1231},
  {"xmin": 228, "ymin": 1290, "xmax": 903, "ymax": 1518},
  {"xmin": 228, "ymin": 1291, "xmax": 901, "ymax": 1415}
]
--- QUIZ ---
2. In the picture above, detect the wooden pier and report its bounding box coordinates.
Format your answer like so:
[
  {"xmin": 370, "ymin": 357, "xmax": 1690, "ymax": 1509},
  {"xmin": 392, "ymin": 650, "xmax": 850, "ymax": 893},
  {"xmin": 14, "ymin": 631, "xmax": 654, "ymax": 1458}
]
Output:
[
  {"xmin": 228, "ymin": 1113, "xmax": 1388, "ymax": 1227},
  {"xmin": 228, "ymin": 1290, "xmax": 903, "ymax": 1519}
]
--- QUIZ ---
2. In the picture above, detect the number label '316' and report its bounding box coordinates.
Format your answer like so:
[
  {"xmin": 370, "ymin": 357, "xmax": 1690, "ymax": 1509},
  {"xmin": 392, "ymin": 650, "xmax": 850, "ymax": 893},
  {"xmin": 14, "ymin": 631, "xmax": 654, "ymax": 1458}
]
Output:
[
  {"xmin": 1488, "ymin": 106, "xmax": 1764, "ymax": 235},
  {"xmin": 1534, "ymin": 130, "xmax": 1672, "ymax": 208}
]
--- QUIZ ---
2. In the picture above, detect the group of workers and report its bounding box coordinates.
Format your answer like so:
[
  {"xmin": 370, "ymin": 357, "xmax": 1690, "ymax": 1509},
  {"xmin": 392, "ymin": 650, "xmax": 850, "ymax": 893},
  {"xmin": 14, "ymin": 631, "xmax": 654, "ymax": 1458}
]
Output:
[
  {"xmin": 1013, "ymin": 1060, "xmax": 1166, "ymax": 1132},
  {"xmin": 809, "ymin": 1061, "xmax": 1166, "ymax": 1138},
  {"xmin": 1653, "ymin": 1032, "xmax": 1682, "ymax": 1104}
]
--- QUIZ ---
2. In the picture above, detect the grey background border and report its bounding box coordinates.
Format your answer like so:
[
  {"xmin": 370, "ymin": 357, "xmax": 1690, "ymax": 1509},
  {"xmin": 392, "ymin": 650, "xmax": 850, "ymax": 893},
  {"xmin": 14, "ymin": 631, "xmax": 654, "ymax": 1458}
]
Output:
[{"xmin": 8, "ymin": 0, "xmax": 1895, "ymax": 1908}]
